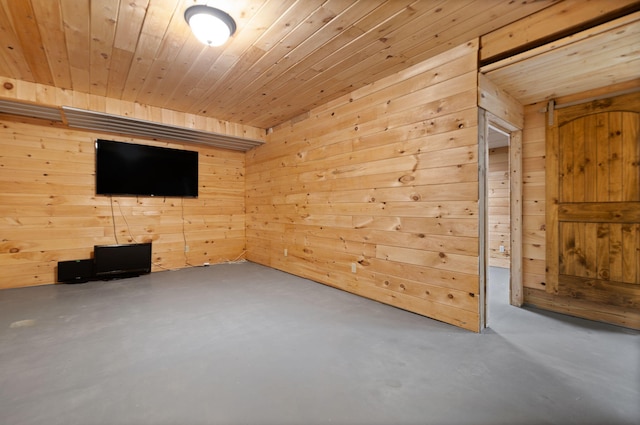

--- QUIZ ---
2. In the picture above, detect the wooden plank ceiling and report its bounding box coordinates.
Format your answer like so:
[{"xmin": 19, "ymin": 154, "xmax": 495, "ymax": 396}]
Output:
[
  {"xmin": 481, "ymin": 10, "xmax": 640, "ymax": 106},
  {"xmin": 0, "ymin": 0, "xmax": 559, "ymax": 129}
]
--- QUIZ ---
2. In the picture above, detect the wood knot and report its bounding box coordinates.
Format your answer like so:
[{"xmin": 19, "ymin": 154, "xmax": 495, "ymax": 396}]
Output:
[{"xmin": 3, "ymin": 82, "xmax": 14, "ymax": 90}]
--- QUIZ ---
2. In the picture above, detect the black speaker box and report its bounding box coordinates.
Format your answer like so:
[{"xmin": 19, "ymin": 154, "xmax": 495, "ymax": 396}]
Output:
[{"xmin": 57, "ymin": 259, "xmax": 94, "ymax": 283}]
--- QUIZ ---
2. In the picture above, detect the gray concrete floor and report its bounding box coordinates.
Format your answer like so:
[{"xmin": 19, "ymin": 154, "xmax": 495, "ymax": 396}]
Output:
[{"xmin": 0, "ymin": 262, "xmax": 638, "ymax": 425}]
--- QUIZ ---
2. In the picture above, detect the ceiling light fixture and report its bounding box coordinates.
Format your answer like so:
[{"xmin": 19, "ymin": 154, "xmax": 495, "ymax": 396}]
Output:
[{"xmin": 184, "ymin": 5, "xmax": 236, "ymax": 46}]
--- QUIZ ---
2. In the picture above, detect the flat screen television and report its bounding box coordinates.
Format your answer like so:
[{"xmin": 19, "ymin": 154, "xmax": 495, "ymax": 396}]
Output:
[{"xmin": 96, "ymin": 139, "xmax": 198, "ymax": 197}]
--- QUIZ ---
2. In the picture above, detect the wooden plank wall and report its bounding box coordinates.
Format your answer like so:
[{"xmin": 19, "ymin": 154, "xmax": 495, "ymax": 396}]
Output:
[
  {"xmin": 521, "ymin": 103, "xmax": 547, "ymax": 293},
  {"xmin": 488, "ymin": 146, "xmax": 510, "ymax": 268},
  {"xmin": 0, "ymin": 78, "xmax": 263, "ymax": 140},
  {"xmin": 245, "ymin": 41, "xmax": 481, "ymax": 332},
  {"xmin": 521, "ymin": 81, "xmax": 640, "ymax": 327},
  {"xmin": 0, "ymin": 80, "xmax": 263, "ymax": 290}
]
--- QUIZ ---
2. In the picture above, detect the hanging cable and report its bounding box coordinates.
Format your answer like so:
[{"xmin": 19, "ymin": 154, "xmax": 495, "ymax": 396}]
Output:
[
  {"xmin": 109, "ymin": 195, "xmax": 119, "ymax": 244},
  {"xmin": 182, "ymin": 198, "xmax": 194, "ymax": 267},
  {"xmin": 116, "ymin": 197, "xmax": 138, "ymax": 243}
]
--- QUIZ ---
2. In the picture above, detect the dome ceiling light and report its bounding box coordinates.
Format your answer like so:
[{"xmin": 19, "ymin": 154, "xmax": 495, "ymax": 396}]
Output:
[{"xmin": 184, "ymin": 5, "xmax": 236, "ymax": 46}]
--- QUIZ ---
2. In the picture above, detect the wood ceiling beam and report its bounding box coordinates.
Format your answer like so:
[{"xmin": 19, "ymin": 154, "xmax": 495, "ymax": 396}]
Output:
[{"xmin": 480, "ymin": 0, "xmax": 640, "ymax": 66}]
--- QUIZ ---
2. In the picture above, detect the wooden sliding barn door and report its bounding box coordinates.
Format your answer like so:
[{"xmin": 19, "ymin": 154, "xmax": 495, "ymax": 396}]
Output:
[{"xmin": 546, "ymin": 92, "xmax": 640, "ymax": 326}]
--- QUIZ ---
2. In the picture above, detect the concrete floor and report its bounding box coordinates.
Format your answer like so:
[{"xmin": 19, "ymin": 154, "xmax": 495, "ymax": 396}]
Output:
[{"xmin": 0, "ymin": 263, "xmax": 638, "ymax": 425}]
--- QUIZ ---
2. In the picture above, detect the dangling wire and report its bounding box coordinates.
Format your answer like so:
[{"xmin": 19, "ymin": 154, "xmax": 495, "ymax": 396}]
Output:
[
  {"xmin": 109, "ymin": 195, "xmax": 119, "ymax": 244},
  {"xmin": 182, "ymin": 198, "xmax": 193, "ymax": 267},
  {"xmin": 116, "ymin": 197, "xmax": 138, "ymax": 243}
]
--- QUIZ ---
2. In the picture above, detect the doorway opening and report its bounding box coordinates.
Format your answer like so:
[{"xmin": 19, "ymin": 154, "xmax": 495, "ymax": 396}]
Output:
[
  {"xmin": 487, "ymin": 126, "xmax": 511, "ymax": 322},
  {"xmin": 479, "ymin": 114, "xmax": 523, "ymax": 330}
]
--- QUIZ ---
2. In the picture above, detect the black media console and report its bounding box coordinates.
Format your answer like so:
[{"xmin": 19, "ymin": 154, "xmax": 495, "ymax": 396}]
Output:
[{"xmin": 57, "ymin": 242, "xmax": 152, "ymax": 283}]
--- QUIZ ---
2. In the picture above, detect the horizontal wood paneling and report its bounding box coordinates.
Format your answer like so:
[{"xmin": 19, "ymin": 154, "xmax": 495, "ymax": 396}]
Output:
[
  {"xmin": 0, "ymin": 79, "xmax": 265, "ymax": 142},
  {"xmin": 0, "ymin": 76, "xmax": 262, "ymax": 289},
  {"xmin": 488, "ymin": 146, "xmax": 510, "ymax": 268},
  {"xmin": 246, "ymin": 41, "xmax": 481, "ymax": 332},
  {"xmin": 478, "ymin": 73, "xmax": 524, "ymax": 128},
  {"xmin": 522, "ymin": 103, "xmax": 547, "ymax": 291},
  {"xmin": 559, "ymin": 202, "xmax": 640, "ymax": 223},
  {"xmin": 0, "ymin": 118, "xmax": 247, "ymax": 289}
]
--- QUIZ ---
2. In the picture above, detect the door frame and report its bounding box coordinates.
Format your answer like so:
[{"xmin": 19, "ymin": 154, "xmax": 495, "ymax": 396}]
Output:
[{"xmin": 479, "ymin": 109, "xmax": 523, "ymax": 329}]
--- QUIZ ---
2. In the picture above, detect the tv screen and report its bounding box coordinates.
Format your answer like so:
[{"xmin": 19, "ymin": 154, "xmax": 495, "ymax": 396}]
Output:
[{"xmin": 96, "ymin": 139, "xmax": 198, "ymax": 197}]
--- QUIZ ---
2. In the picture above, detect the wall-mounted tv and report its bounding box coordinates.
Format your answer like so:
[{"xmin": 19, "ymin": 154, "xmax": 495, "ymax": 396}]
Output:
[{"xmin": 96, "ymin": 139, "xmax": 198, "ymax": 197}]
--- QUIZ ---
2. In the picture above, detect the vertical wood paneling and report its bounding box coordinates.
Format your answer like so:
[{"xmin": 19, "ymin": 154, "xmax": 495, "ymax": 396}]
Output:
[
  {"xmin": 595, "ymin": 113, "xmax": 610, "ymax": 202},
  {"xmin": 584, "ymin": 114, "xmax": 598, "ymax": 202},
  {"xmin": 4, "ymin": 0, "xmax": 54, "ymax": 85},
  {"xmin": 560, "ymin": 123, "xmax": 574, "ymax": 203},
  {"xmin": 621, "ymin": 223, "xmax": 638, "ymax": 284},
  {"xmin": 609, "ymin": 113, "xmax": 624, "ymax": 202},
  {"xmin": 525, "ymin": 89, "xmax": 640, "ymax": 329},
  {"xmin": 637, "ymin": 224, "xmax": 640, "ymax": 284},
  {"xmin": 609, "ymin": 223, "xmax": 624, "ymax": 283},
  {"xmin": 584, "ymin": 222, "xmax": 597, "ymax": 279},
  {"xmin": 106, "ymin": 0, "xmax": 149, "ymax": 98},
  {"xmin": 596, "ymin": 223, "xmax": 611, "ymax": 281},
  {"xmin": 89, "ymin": 0, "xmax": 118, "ymax": 96},
  {"xmin": 622, "ymin": 111, "xmax": 640, "ymax": 201},
  {"xmin": 60, "ymin": 0, "xmax": 91, "ymax": 92},
  {"xmin": 0, "ymin": 2, "xmax": 32, "ymax": 80},
  {"xmin": 119, "ymin": 0, "xmax": 177, "ymax": 102},
  {"xmin": 246, "ymin": 41, "xmax": 481, "ymax": 332},
  {"xmin": 572, "ymin": 118, "xmax": 586, "ymax": 202},
  {"xmin": 30, "ymin": 0, "xmax": 72, "ymax": 89},
  {"xmin": 555, "ymin": 110, "xmax": 640, "ymax": 286}
]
